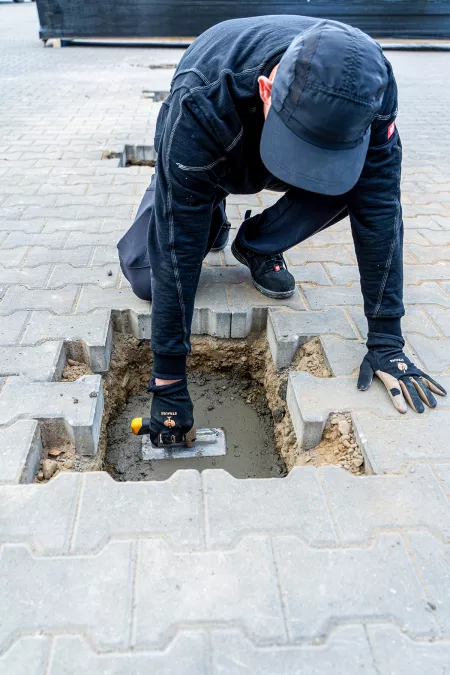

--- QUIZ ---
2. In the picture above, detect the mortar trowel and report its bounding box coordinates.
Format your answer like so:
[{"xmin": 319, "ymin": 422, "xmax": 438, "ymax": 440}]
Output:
[{"xmin": 131, "ymin": 418, "xmax": 226, "ymax": 460}]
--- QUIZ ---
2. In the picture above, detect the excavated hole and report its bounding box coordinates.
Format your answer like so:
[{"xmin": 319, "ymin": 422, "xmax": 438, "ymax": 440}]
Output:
[
  {"xmin": 103, "ymin": 144, "xmax": 157, "ymax": 167},
  {"xmin": 34, "ymin": 332, "xmax": 364, "ymax": 482}
]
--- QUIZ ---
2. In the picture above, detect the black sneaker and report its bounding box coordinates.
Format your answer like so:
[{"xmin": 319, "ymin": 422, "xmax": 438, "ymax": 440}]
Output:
[
  {"xmin": 211, "ymin": 221, "xmax": 231, "ymax": 252},
  {"xmin": 231, "ymin": 236, "xmax": 295, "ymax": 299}
]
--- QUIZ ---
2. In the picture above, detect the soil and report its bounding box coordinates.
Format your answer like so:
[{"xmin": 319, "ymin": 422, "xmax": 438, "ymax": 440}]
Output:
[{"xmin": 106, "ymin": 372, "xmax": 285, "ymax": 481}]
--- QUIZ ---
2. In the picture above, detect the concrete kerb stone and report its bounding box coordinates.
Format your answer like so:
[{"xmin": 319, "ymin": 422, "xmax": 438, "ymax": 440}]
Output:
[
  {"xmin": 0, "ymin": 375, "xmax": 103, "ymax": 456},
  {"xmin": 286, "ymin": 371, "xmax": 450, "ymax": 452}
]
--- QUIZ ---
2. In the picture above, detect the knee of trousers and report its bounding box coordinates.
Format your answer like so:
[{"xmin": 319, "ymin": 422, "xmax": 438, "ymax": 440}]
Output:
[{"xmin": 120, "ymin": 262, "xmax": 152, "ymax": 301}]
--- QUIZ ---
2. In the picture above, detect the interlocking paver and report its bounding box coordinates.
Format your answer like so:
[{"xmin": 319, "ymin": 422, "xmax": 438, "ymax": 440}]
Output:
[
  {"xmin": 0, "ymin": 311, "xmax": 29, "ymax": 345},
  {"xmin": 47, "ymin": 263, "xmax": 120, "ymax": 289},
  {"xmin": 0, "ymin": 343, "xmax": 65, "ymax": 381},
  {"xmin": 425, "ymin": 307, "xmax": 450, "ymax": 336},
  {"xmin": 320, "ymin": 335, "xmax": 417, "ymax": 376},
  {"xmin": 0, "ymin": 541, "xmax": 133, "ymax": 652},
  {"xmin": 353, "ymin": 411, "xmax": 450, "ymax": 473},
  {"xmin": 0, "ymin": 636, "xmax": 49, "ymax": 675},
  {"xmin": 0, "ymin": 286, "xmax": 79, "ymax": 313},
  {"xmin": 134, "ymin": 537, "xmax": 286, "ymax": 648},
  {"xmin": 0, "ymin": 420, "xmax": 42, "ymax": 484},
  {"xmin": 23, "ymin": 246, "xmax": 93, "ymax": 266},
  {"xmin": 347, "ymin": 305, "xmax": 441, "ymax": 339},
  {"xmin": 274, "ymin": 534, "xmax": 438, "ymax": 641},
  {"xmin": 0, "ymin": 265, "xmax": 51, "ymax": 287},
  {"xmin": 367, "ymin": 625, "xmax": 450, "ymax": 675},
  {"xmin": 407, "ymin": 334, "xmax": 450, "ymax": 373}
]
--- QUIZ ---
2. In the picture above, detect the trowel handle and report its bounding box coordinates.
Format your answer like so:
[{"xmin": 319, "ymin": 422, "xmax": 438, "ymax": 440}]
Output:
[{"xmin": 131, "ymin": 417, "xmax": 151, "ymax": 435}]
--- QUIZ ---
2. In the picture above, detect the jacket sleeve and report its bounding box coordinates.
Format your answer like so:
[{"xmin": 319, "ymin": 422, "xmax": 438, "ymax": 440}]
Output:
[
  {"xmin": 347, "ymin": 61, "xmax": 404, "ymax": 322},
  {"xmin": 149, "ymin": 90, "xmax": 224, "ymax": 378}
]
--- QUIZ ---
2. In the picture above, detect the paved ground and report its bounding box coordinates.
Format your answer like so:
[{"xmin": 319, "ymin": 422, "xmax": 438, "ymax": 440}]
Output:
[{"xmin": 0, "ymin": 4, "xmax": 450, "ymax": 672}]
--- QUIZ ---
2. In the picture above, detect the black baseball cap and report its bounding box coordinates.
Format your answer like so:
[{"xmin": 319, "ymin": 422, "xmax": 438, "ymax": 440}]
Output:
[{"xmin": 260, "ymin": 20, "xmax": 389, "ymax": 195}]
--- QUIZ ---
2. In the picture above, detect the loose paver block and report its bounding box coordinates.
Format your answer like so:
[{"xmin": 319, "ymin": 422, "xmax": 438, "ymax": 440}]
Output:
[
  {"xmin": 0, "ymin": 420, "xmax": 42, "ymax": 484},
  {"xmin": 20, "ymin": 310, "xmax": 113, "ymax": 372},
  {"xmin": 273, "ymin": 534, "xmax": 438, "ymax": 641},
  {"xmin": 267, "ymin": 307, "xmax": 358, "ymax": 368},
  {"xmin": 320, "ymin": 465, "xmax": 450, "ymax": 542},
  {"xmin": 0, "ymin": 375, "xmax": 103, "ymax": 456},
  {"xmin": 287, "ymin": 371, "xmax": 450, "ymax": 450},
  {"xmin": 0, "ymin": 541, "xmax": 133, "ymax": 652},
  {"xmin": 71, "ymin": 471, "xmax": 204, "ymax": 552},
  {"xmin": 0, "ymin": 342, "xmax": 65, "ymax": 381},
  {"xmin": 0, "ymin": 474, "xmax": 80, "ymax": 551},
  {"xmin": 212, "ymin": 626, "xmax": 376, "ymax": 674},
  {"xmin": 202, "ymin": 468, "xmax": 336, "ymax": 548},
  {"xmin": 352, "ymin": 410, "xmax": 450, "ymax": 473},
  {"xmin": 367, "ymin": 625, "xmax": 450, "ymax": 675},
  {"xmin": 134, "ymin": 537, "xmax": 286, "ymax": 648}
]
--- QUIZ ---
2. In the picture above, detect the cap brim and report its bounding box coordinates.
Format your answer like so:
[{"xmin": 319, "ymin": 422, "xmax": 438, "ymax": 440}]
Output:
[{"xmin": 260, "ymin": 106, "xmax": 370, "ymax": 196}]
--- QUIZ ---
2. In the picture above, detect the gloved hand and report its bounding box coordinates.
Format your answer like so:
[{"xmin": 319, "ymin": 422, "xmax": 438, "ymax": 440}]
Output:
[
  {"xmin": 357, "ymin": 332, "xmax": 447, "ymax": 413},
  {"xmin": 148, "ymin": 377, "xmax": 195, "ymax": 446}
]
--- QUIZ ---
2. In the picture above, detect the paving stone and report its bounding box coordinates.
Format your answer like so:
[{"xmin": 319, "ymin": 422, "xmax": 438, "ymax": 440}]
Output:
[
  {"xmin": 302, "ymin": 284, "xmax": 363, "ymax": 309},
  {"xmin": 42, "ymin": 218, "xmax": 102, "ymax": 234},
  {"xmin": 0, "ymin": 247, "xmax": 28, "ymax": 266},
  {"xmin": 21, "ymin": 310, "xmax": 112, "ymax": 372},
  {"xmin": 406, "ymin": 283, "xmax": 450, "ymax": 307},
  {"xmin": 367, "ymin": 624, "xmax": 450, "ymax": 675},
  {"xmin": 323, "ymin": 263, "xmax": 360, "ymax": 285},
  {"xmin": 0, "ymin": 286, "xmax": 78, "ymax": 313},
  {"xmin": 0, "ymin": 265, "xmax": 51, "ymax": 288},
  {"xmin": 90, "ymin": 246, "xmax": 119, "ymax": 265},
  {"xmin": 321, "ymin": 465, "xmax": 450, "ymax": 542},
  {"xmin": 309, "ymin": 230, "xmax": 353, "ymax": 246},
  {"xmin": 0, "ymin": 420, "xmax": 42, "ymax": 484},
  {"xmin": 23, "ymin": 246, "xmax": 93, "ymax": 266},
  {"xmin": 0, "ymin": 343, "xmax": 65, "ymax": 381},
  {"xmin": 0, "ymin": 375, "xmax": 103, "ymax": 456},
  {"xmin": 419, "ymin": 230, "xmax": 450, "ymax": 246},
  {"xmin": 352, "ymin": 411, "xmax": 450, "ymax": 473},
  {"xmin": 425, "ymin": 307, "xmax": 450, "ymax": 336},
  {"xmin": 212, "ymin": 625, "xmax": 376, "ymax": 674},
  {"xmin": 407, "ymin": 335, "xmax": 450, "ymax": 373},
  {"xmin": 135, "ymin": 537, "xmax": 286, "ymax": 648},
  {"xmin": 286, "ymin": 371, "xmax": 450, "ymax": 450},
  {"xmin": 47, "ymin": 632, "xmax": 208, "ymax": 675},
  {"xmin": 0, "ymin": 636, "xmax": 49, "ymax": 675},
  {"xmin": 288, "ymin": 263, "xmax": 331, "ymax": 285},
  {"xmin": 267, "ymin": 307, "xmax": 358, "ymax": 368},
  {"xmin": 0, "ymin": 311, "xmax": 29, "ymax": 345},
  {"xmin": 191, "ymin": 285, "xmax": 231, "ymax": 338},
  {"xmin": 434, "ymin": 464, "xmax": 450, "ymax": 498},
  {"xmin": 203, "ymin": 468, "xmax": 336, "ymax": 548},
  {"xmin": 404, "ymin": 262, "xmax": 450, "ymax": 283},
  {"xmin": 0, "ymin": 219, "xmax": 45, "ymax": 233},
  {"xmin": 320, "ymin": 336, "xmax": 417, "ymax": 376},
  {"xmin": 65, "ymin": 231, "xmax": 122, "ymax": 247},
  {"xmin": 406, "ymin": 532, "xmax": 450, "ymax": 631},
  {"xmin": 71, "ymin": 471, "xmax": 203, "ymax": 552},
  {"xmin": 347, "ymin": 305, "xmax": 441, "ymax": 339},
  {"xmin": 274, "ymin": 533, "xmax": 438, "ymax": 641},
  {"xmin": 1, "ymin": 232, "xmax": 66, "ymax": 249},
  {"xmin": 227, "ymin": 283, "xmax": 305, "ymax": 338},
  {"xmin": 47, "ymin": 263, "xmax": 120, "ymax": 289},
  {"xmin": 408, "ymin": 244, "xmax": 450, "ymax": 263},
  {"xmin": 286, "ymin": 245, "xmax": 352, "ymax": 265},
  {"xmin": 0, "ymin": 541, "xmax": 132, "ymax": 651}
]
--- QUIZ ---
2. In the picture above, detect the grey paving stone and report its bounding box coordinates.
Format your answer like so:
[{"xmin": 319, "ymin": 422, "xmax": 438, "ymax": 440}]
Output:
[
  {"xmin": 0, "ymin": 375, "xmax": 103, "ymax": 456},
  {"xmin": 407, "ymin": 335, "xmax": 450, "ymax": 373},
  {"xmin": 323, "ymin": 263, "xmax": 360, "ymax": 285},
  {"xmin": 135, "ymin": 537, "xmax": 286, "ymax": 648},
  {"xmin": 42, "ymin": 218, "xmax": 102, "ymax": 234},
  {"xmin": 406, "ymin": 532, "xmax": 450, "ymax": 632},
  {"xmin": 302, "ymin": 284, "xmax": 363, "ymax": 309},
  {"xmin": 0, "ymin": 343, "xmax": 65, "ymax": 381},
  {"xmin": 0, "ymin": 541, "xmax": 132, "ymax": 651},
  {"xmin": 0, "ymin": 265, "xmax": 51, "ymax": 287},
  {"xmin": 408, "ymin": 244, "xmax": 450, "ymax": 263},
  {"xmin": 47, "ymin": 632, "xmax": 208, "ymax": 675},
  {"xmin": 419, "ymin": 230, "xmax": 450, "ymax": 246},
  {"xmin": 434, "ymin": 464, "xmax": 450, "ymax": 498},
  {"xmin": 23, "ymin": 246, "xmax": 93, "ymax": 266},
  {"xmin": 404, "ymin": 262, "xmax": 450, "ymax": 283},
  {"xmin": 0, "ymin": 286, "xmax": 78, "ymax": 313},
  {"xmin": 65, "ymin": 231, "xmax": 122, "ymax": 247},
  {"xmin": 212, "ymin": 626, "xmax": 376, "ymax": 674},
  {"xmin": 71, "ymin": 471, "xmax": 203, "ymax": 552},
  {"xmin": 227, "ymin": 284, "xmax": 305, "ymax": 338},
  {"xmin": 0, "ymin": 474, "xmax": 80, "ymax": 551},
  {"xmin": 425, "ymin": 307, "xmax": 450, "ymax": 336},
  {"xmin": 0, "ymin": 247, "xmax": 28, "ymax": 266},
  {"xmin": 21, "ymin": 310, "xmax": 112, "ymax": 372},
  {"xmin": 47, "ymin": 263, "xmax": 120, "ymax": 289},
  {"xmin": 0, "ymin": 420, "xmax": 42, "ymax": 484},
  {"xmin": 286, "ymin": 372, "xmax": 450, "ymax": 450},
  {"xmin": 90, "ymin": 246, "xmax": 119, "ymax": 265},
  {"xmin": 274, "ymin": 533, "xmax": 438, "ymax": 641},
  {"xmin": 191, "ymin": 285, "xmax": 231, "ymax": 338},
  {"xmin": 406, "ymin": 283, "xmax": 450, "ymax": 307},
  {"xmin": 268, "ymin": 307, "xmax": 358, "ymax": 368},
  {"xmin": 75, "ymin": 287, "xmax": 149, "ymax": 316},
  {"xmin": 0, "ymin": 220, "xmax": 44, "ymax": 233},
  {"xmin": 0, "ymin": 636, "xmax": 49, "ymax": 675},
  {"xmin": 203, "ymin": 468, "xmax": 336, "ymax": 548},
  {"xmin": 0, "ymin": 311, "xmax": 29, "ymax": 345},
  {"xmin": 321, "ymin": 465, "xmax": 450, "ymax": 542},
  {"xmin": 286, "ymin": 245, "xmax": 352, "ymax": 265},
  {"xmin": 1, "ymin": 232, "xmax": 66, "ymax": 249},
  {"xmin": 320, "ymin": 336, "xmax": 366, "ymax": 376},
  {"xmin": 288, "ymin": 263, "xmax": 331, "ymax": 285},
  {"xmin": 348, "ymin": 306, "xmax": 441, "ymax": 339},
  {"xmin": 309, "ymin": 230, "xmax": 353, "ymax": 246},
  {"xmin": 352, "ymin": 411, "xmax": 450, "ymax": 473},
  {"xmin": 367, "ymin": 624, "xmax": 450, "ymax": 675}
]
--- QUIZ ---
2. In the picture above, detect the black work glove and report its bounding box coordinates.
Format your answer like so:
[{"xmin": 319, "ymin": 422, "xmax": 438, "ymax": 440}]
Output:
[
  {"xmin": 357, "ymin": 332, "xmax": 447, "ymax": 413},
  {"xmin": 148, "ymin": 377, "xmax": 195, "ymax": 446}
]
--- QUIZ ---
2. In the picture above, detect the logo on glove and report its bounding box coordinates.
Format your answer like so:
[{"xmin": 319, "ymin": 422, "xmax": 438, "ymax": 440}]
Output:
[
  {"xmin": 397, "ymin": 362, "xmax": 408, "ymax": 372},
  {"xmin": 163, "ymin": 416, "xmax": 176, "ymax": 428}
]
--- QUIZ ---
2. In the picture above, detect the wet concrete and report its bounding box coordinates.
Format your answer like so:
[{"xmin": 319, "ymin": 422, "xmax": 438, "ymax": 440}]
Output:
[{"xmin": 106, "ymin": 372, "xmax": 286, "ymax": 481}]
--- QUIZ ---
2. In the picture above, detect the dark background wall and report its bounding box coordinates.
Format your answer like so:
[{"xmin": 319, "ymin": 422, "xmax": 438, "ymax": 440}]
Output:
[{"xmin": 36, "ymin": 0, "xmax": 450, "ymax": 40}]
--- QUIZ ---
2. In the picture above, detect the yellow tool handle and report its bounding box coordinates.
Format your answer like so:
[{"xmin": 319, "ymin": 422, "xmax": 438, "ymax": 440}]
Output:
[{"xmin": 131, "ymin": 417, "xmax": 151, "ymax": 435}]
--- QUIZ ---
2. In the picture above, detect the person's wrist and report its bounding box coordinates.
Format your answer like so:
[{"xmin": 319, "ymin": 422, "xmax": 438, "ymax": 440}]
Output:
[{"xmin": 155, "ymin": 377, "xmax": 182, "ymax": 387}]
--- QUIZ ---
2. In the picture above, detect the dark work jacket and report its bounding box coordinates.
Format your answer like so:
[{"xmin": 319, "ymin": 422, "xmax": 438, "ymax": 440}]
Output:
[{"xmin": 148, "ymin": 15, "xmax": 403, "ymax": 377}]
